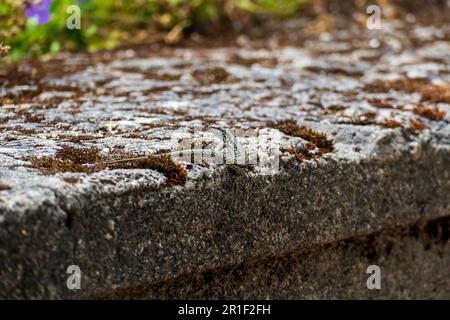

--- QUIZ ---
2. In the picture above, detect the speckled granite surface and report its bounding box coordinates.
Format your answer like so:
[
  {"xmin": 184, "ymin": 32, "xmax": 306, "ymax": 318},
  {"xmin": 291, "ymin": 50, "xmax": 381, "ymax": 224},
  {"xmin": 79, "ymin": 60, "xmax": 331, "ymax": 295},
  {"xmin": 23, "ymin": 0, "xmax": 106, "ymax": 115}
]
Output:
[{"xmin": 0, "ymin": 0, "xmax": 449, "ymax": 299}]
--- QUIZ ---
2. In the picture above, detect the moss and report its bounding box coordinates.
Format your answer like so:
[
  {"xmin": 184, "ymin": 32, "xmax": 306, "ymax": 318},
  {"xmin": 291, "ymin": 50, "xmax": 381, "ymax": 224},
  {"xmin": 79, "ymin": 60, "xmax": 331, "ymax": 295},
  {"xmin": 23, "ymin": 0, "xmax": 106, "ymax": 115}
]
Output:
[
  {"xmin": 364, "ymin": 78, "xmax": 450, "ymax": 104},
  {"xmin": 55, "ymin": 145, "xmax": 104, "ymax": 164},
  {"xmin": 105, "ymin": 154, "xmax": 187, "ymax": 186},
  {"xmin": 118, "ymin": 67, "xmax": 182, "ymax": 81},
  {"xmin": 367, "ymin": 98, "xmax": 397, "ymax": 110},
  {"xmin": 62, "ymin": 177, "xmax": 81, "ymax": 184},
  {"xmin": 28, "ymin": 145, "xmax": 102, "ymax": 174},
  {"xmin": 14, "ymin": 109, "xmax": 44, "ymax": 123},
  {"xmin": 26, "ymin": 146, "xmax": 187, "ymax": 186},
  {"xmin": 28, "ymin": 157, "xmax": 92, "ymax": 174},
  {"xmin": 192, "ymin": 67, "xmax": 231, "ymax": 85},
  {"xmin": 268, "ymin": 119, "xmax": 334, "ymax": 156},
  {"xmin": 0, "ymin": 81, "xmax": 83, "ymax": 106},
  {"xmin": 229, "ymin": 55, "xmax": 278, "ymax": 68},
  {"xmin": 413, "ymin": 105, "xmax": 446, "ymax": 121},
  {"xmin": 304, "ymin": 66, "xmax": 363, "ymax": 77},
  {"xmin": 285, "ymin": 143, "xmax": 316, "ymax": 162},
  {"xmin": 4, "ymin": 127, "xmax": 38, "ymax": 135},
  {"xmin": 64, "ymin": 135, "xmax": 100, "ymax": 144},
  {"xmin": 349, "ymin": 111, "xmax": 377, "ymax": 125}
]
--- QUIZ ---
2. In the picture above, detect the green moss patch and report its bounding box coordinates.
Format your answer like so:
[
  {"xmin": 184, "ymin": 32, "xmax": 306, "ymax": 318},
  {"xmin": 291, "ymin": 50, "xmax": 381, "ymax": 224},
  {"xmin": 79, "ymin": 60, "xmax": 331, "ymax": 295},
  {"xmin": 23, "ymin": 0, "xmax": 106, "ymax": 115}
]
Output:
[
  {"xmin": 268, "ymin": 119, "xmax": 334, "ymax": 156},
  {"xmin": 26, "ymin": 145, "xmax": 187, "ymax": 186}
]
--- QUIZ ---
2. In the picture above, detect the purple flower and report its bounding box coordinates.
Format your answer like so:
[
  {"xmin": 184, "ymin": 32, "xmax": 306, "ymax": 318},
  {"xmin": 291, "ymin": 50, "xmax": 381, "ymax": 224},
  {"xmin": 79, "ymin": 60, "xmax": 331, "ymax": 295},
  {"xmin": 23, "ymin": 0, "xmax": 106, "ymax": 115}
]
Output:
[{"xmin": 25, "ymin": 0, "xmax": 52, "ymax": 25}]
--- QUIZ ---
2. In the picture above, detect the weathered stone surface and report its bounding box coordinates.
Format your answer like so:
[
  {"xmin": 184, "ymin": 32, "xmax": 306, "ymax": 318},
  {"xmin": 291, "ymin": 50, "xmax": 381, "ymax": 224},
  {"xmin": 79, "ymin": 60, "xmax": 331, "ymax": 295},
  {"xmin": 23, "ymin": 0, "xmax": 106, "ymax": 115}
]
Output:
[
  {"xmin": 0, "ymin": 0, "xmax": 449, "ymax": 299},
  {"xmin": 96, "ymin": 216, "xmax": 450, "ymax": 299}
]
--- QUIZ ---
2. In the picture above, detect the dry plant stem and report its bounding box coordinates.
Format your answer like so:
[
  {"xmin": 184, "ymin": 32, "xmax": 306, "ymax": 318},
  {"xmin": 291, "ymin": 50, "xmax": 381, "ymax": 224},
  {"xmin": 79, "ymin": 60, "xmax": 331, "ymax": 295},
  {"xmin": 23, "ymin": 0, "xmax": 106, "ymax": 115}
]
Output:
[{"xmin": 98, "ymin": 149, "xmax": 208, "ymax": 166}]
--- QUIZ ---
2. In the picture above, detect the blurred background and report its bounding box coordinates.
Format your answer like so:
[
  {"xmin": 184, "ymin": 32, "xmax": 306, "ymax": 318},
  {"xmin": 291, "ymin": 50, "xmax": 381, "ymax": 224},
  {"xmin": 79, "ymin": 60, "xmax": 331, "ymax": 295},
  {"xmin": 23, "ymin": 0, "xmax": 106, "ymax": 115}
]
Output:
[
  {"xmin": 2, "ymin": 1, "xmax": 448, "ymax": 69},
  {"xmin": 0, "ymin": 0, "xmax": 313, "ymax": 62}
]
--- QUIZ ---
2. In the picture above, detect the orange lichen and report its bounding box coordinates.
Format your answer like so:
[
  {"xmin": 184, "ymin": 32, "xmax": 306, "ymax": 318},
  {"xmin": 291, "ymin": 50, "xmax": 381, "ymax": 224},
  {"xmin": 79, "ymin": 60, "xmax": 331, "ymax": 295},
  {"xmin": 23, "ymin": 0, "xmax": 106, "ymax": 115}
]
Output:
[
  {"xmin": 382, "ymin": 119, "xmax": 402, "ymax": 129},
  {"xmin": 286, "ymin": 146, "xmax": 305, "ymax": 161},
  {"xmin": 285, "ymin": 141, "xmax": 318, "ymax": 162},
  {"xmin": 409, "ymin": 118, "xmax": 428, "ymax": 134},
  {"xmin": 368, "ymin": 98, "xmax": 397, "ymax": 110},
  {"xmin": 413, "ymin": 105, "xmax": 446, "ymax": 121},
  {"xmin": 0, "ymin": 183, "xmax": 12, "ymax": 191}
]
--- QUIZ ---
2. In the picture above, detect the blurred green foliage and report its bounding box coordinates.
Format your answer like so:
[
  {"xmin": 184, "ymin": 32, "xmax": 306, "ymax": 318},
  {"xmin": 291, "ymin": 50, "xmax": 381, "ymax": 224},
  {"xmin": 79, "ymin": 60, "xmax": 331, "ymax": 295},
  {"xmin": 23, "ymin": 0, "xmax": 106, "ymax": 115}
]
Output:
[{"xmin": 0, "ymin": 0, "xmax": 309, "ymax": 62}]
